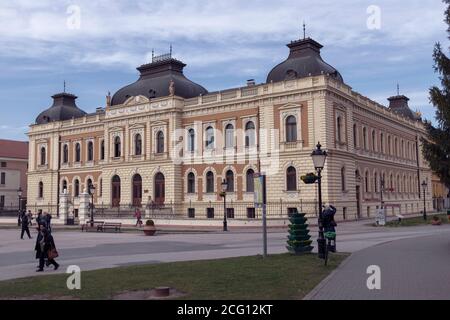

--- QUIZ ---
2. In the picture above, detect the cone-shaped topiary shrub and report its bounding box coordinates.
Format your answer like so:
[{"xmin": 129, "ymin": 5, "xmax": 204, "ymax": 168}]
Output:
[{"xmin": 286, "ymin": 212, "xmax": 313, "ymax": 255}]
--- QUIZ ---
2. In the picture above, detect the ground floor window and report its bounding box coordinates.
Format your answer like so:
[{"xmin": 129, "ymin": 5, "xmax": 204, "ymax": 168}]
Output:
[
  {"xmin": 226, "ymin": 208, "xmax": 234, "ymax": 219},
  {"xmin": 207, "ymin": 208, "xmax": 214, "ymax": 219},
  {"xmin": 247, "ymin": 207, "xmax": 256, "ymax": 219},
  {"xmin": 188, "ymin": 208, "xmax": 195, "ymax": 218},
  {"xmin": 343, "ymin": 207, "xmax": 347, "ymax": 220}
]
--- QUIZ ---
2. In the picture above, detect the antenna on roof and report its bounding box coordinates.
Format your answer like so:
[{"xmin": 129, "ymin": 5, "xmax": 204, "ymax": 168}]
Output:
[{"xmin": 303, "ymin": 21, "xmax": 306, "ymax": 40}]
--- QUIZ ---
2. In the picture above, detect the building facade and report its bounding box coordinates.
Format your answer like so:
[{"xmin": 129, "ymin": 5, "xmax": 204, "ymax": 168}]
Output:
[
  {"xmin": 27, "ymin": 37, "xmax": 433, "ymax": 223},
  {"xmin": 432, "ymin": 174, "xmax": 450, "ymax": 211},
  {"xmin": 0, "ymin": 139, "xmax": 28, "ymax": 211}
]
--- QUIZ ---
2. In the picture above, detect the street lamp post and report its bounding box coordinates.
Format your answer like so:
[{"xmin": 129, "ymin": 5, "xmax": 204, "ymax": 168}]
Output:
[
  {"xmin": 422, "ymin": 181, "xmax": 427, "ymax": 221},
  {"xmin": 221, "ymin": 179, "xmax": 228, "ymax": 232},
  {"xmin": 17, "ymin": 187, "xmax": 23, "ymax": 226},
  {"xmin": 311, "ymin": 142, "xmax": 328, "ymax": 259},
  {"xmin": 89, "ymin": 184, "xmax": 96, "ymax": 227}
]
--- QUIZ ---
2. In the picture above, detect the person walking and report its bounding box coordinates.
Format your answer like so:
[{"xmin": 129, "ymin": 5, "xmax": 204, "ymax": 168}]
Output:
[
  {"xmin": 20, "ymin": 212, "xmax": 32, "ymax": 239},
  {"xmin": 134, "ymin": 208, "xmax": 143, "ymax": 227},
  {"xmin": 45, "ymin": 213, "xmax": 52, "ymax": 233},
  {"xmin": 35, "ymin": 226, "xmax": 59, "ymax": 272},
  {"xmin": 27, "ymin": 210, "xmax": 33, "ymax": 226}
]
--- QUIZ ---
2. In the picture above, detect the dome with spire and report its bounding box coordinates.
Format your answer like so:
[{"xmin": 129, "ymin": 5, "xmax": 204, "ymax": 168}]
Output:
[
  {"xmin": 111, "ymin": 54, "xmax": 208, "ymax": 106},
  {"xmin": 267, "ymin": 37, "xmax": 343, "ymax": 84},
  {"xmin": 35, "ymin": 93, "xmax": 87, "ymax": 125}
]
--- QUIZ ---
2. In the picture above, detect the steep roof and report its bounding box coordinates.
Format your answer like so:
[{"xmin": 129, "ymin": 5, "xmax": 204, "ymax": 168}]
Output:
[{"xmin": 0, "ymin": 139, "xmax": 28, "ymax": 159}]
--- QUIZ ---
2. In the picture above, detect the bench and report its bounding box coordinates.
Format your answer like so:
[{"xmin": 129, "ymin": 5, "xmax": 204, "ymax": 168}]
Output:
[
  {"xmin": 98, "ymin": 222, "xmax": 122, "ymax": 233},
  {"xmin": 81, "ymin": 221, "xmax": 105, "ymax": 232}
]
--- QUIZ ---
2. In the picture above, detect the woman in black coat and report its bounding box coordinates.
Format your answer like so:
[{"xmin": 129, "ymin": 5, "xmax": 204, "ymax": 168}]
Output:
[{"xmin": 35, "ymin": 226, "xmax": 59, "ymax": 272}]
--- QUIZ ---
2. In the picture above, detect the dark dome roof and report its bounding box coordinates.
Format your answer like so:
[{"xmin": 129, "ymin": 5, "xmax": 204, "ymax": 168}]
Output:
[
  {"xmin": 267, "ymin": 38, "xmax": 343, "ymax": 83},
  {"xmin": 35, "ymin": 93, "xmax": 87, "ymax": 125},
  {"xmin": 111, "ymin": 57, "xmax": 208, "ymax": 106}
]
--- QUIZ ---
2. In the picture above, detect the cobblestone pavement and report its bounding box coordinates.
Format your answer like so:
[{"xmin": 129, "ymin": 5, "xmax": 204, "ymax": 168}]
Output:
[
  {"xmin": 1, "ymin": 221, "xmax": 449, "ymax": 283},
  {"xmin": 305, "ymin": 226, "xmax": 450, "ymax": 300}
]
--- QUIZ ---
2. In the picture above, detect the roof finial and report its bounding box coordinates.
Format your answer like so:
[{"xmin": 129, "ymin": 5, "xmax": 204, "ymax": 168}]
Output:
[
  {"xmin": 303, "ymin": 21, "xmax": 306, "ymax": 40},
  {"xmin": 170, "ymin": 44, "xmax": 173, "ymax": 57},
  {"xmin": 152, "ymin": 49, "xmax": 154, "ymax": 60},
  {"xmin": 397, "ymin": 83, "xmax": 400, "ymax": 96},
  {"xmin": 63, "ymin": 80, "xmax": 66, "ymax": 93}
]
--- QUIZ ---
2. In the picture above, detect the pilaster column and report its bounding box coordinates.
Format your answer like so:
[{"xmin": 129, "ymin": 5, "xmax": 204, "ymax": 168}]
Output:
[
  {"xmin": 59, "ymin": 190, "xmax": 69, "ymax": 224},
  {"xmin": 78, "ymin": 190, "xmax": 90, "ymax": 223}
]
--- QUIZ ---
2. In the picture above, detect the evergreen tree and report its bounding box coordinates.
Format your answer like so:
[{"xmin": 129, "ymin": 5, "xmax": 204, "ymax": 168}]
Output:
[{"xmin": 422, "ymin": 0, "xmax": 450, "ymax": 189}]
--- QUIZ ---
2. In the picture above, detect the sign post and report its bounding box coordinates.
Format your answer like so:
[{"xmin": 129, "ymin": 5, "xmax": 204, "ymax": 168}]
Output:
[{"xmin": 254, "ymin": 173, "xmax": 267, "ymax": 257}]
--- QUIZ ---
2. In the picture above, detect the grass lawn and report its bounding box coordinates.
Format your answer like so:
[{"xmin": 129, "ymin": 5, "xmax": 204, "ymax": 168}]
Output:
[
  {"xmin": 383, "ymin": 214, "xmax": 449, "ymax": 227},
  {"xmin": 0, "ymin": 253, "xmax": 348, "ymax": 300}
]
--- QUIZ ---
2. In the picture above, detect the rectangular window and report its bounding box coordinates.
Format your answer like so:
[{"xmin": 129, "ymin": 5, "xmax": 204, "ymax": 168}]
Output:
[
  {"xmin": 74, "ymin": 209, "xmax": 79, "ymax": 218},
  {"xmin": 188, "ymin": 208, "xmax": 195, "ymax": 218},
  {"xmin": 226, "ymin": 208, "xmax": 235, "ymax": 219},
  {"xmin": 0, "ymin": 172, "xmax": 5, "ymax": 185},
  {"xmin": 343, "ymin": 207, "xmax": 347, "ymax": 220},
  {"xmin": 247, "ymin": 208, "xmax": 256, "ymax": 219},
  {"xmin": 206, "ymin": 208, "xmax": 214, "ymax": 219},
  {"xmin": 367, "ymin": 206, "xmax": 371, "ymax": 218},
  {"xmin": 0, "ymin": 195, "xmax": 4, "ymax": 208},
  {"xmin": 1, "ymin": 162, "xmax": 6, "ymax": 167}
]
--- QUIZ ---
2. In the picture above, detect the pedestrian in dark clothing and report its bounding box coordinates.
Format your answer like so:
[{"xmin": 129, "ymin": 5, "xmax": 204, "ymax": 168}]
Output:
[
  {"xmin": 20, "ymin": 213, "xmax": 32, "ymax": 239},
  {"xmin": 27, "ymin": 210, "xmax": 33, "ymax": 226},
  {"xmin": 36, "ymin": 212, "xmax": 47, "ymax": 229},
  {"xmin": 17, "ymin": 212, "xmax": 21, "ymax": 227},
  {"xmin": 35, "ymin": 226, "xmax": 59, "ymax": 272},
  {"xmin": 45, "ymin": 213, "xmax": 52, "ymax": 233}
]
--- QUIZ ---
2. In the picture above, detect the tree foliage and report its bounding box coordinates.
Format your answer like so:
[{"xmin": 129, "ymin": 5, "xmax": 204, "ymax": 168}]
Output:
[{"xmin": 422, "ymin": 0, "xmax": 450, "ymax": 189}]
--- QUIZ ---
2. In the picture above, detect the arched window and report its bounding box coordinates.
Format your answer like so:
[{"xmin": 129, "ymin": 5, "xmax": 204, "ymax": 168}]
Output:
[
  {"xmin": 225, "ymin": 124, "xmax": 234, "ymax": 148},
  {"xmin": 134, "ymin": 134, "xmax": 142, "ymax": 156},
  {"xmin": 38, "ymin": 182, "xmax": 43, "ymax": 198},
  {"xmin": 74, "ymin": 179, "xmax": 80, "ymax": 197},
  {"xmin": 337, "ymin": 116, "xmax": 342, "ymax": 142},
  {"xmin": 156, "ymin": 131, "xmax": 164, "ymax": 154},
  {"xmin": 380, "ymin": 133, "xmax": 384, "ymax": 154},
  {"xmin": 394, "ymin": 138, "xmax": 398, "ymax": 157},
  {"xmin": 87, "ymin": 141, "xmax": 94, "ymax": 161},
  {"xmin": 62, "ymin": 180, "xmax": 67, "ymax": 193},
  {"xmin": 99, "ymin": 179, "xmax": 103, "ymax": 197},
  {"xmin": 246, "ymin": 169, "xmax": 255, "ymax": 192},
  {"xmin": 206, "ymin": 171, "xmax": 214, "ymax": 193},
  {"xmin": 388, "ymin": 136, "xmax": 392, "ymax": 155},
  {"xmin": 353, "ymin": 124, "xmax": 357, "ymax": 148},
  {"xmin": 188, "ymin": 129, "xmax": 195, "ymax": 152},
  {"xmin": 75, "ymin": 143, "xmax": 81, "ymax": 162},
  {"xmin": 363, "ymin": 128, "xmax": 367, "ymax": 150},
  {"xmin": 390, "ymin": 174, "xmax": 393, "ymax": 190},
  {"xmin": 40, "ymin": 147, "xmax": 46, "ymax": 165},
  {"xmin": 114, "ymin": 136, "xmax": 121, "ymax": 158},
  {"xmin": 396, "ymin": 175, "xmax": 401, "ymax": 193},
  {"xmin": 374, "ymin": 172, "xmax": 378, "ymax": 193},
  {"xmin": 341, "ymin": 167, "xmax": 346, "ymax": 191},
  {"xmin": 187, "ymin": 172, "xmax": 195, "ymax": 194},
  {"xmin": 62, "ymin": 144, "xmax": 68, "ymax": 164},
  {"xmin": 100, "ymin": 140, "xmax": 105, "ymax": 160},
  {"xmin": 245, "ymin": 121, "xmax": 256, "ymax": 147},
  {"xmin": 401, "ymin": 140, "xmax": 405, "ymax": 158},
  {"xmin": 205, "ymin": 126, "xmax": 214, "ymax": 149},
  {"xmin": 87, "ymin": 179, "xmax": 93, "ymax": 194},
  {"xmin": 286, "ymin": 166, "xmax": 297, "ymax": 191},
  {"xmin": 226, "ymin": 170, "xmax": 234, "ymax": 192},
  {"xmin": 365, "ymin": 171, "xmax": 369, "ymax": 193},
  {"xmin": 372, "ymin": 130, "xmax": 376, "ymax": 152},
  {"xmin": 285, "ymin": 116, "xmax": 297, "ymax": 142}
]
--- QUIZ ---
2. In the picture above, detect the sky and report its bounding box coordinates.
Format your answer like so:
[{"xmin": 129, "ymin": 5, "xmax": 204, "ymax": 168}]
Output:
[{"xmin": 0, "ymin": 0, "xmax": 447, "ymax": 141}]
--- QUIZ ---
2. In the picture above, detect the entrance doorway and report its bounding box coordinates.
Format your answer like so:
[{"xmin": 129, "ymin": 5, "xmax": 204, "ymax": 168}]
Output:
[
  {"xmin": 132, "ymin": 174, "xmax": 142, "ymax": 207},
  {"xmin": 154, "ymin": 173, "xmax": 165, "ymax": 205},
  {"xmin": 112, "ymin": 175, "xmax": 121, "ymax": 207}
]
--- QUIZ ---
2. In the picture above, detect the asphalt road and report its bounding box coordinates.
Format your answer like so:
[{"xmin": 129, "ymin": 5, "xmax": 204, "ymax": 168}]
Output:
[
  {"xmin": 306, "ymin": 229, "xmax": 450, "ymax": 300},
  {"xmin": 1, "ymin": 221, "xmax": 449, "ymax": 288}
]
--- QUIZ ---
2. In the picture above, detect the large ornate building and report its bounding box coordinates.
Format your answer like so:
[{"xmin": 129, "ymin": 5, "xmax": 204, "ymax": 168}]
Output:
[{"xmin": 27, "ymin": 37, "xmax": 433, "ymax": 224}]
